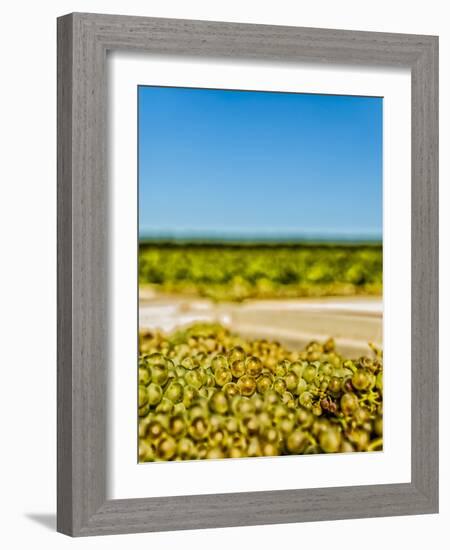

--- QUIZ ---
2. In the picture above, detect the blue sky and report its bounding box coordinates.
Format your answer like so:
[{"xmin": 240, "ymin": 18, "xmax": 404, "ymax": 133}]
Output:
[{"xmin": 139, "ymin": 86, "xmax": 382, "ymax": 241}]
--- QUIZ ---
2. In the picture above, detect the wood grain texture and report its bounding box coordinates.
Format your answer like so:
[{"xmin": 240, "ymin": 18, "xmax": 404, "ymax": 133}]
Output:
[
  {"xmin": 410, "ymin": 35, "xmax": 439, "ymax": 506},
  {"xmin": 57, "ymin": 13, "xmax": 74, "ymax": 535},
  {"xmin": 57, "ymin": 12, "xmax": 439, "ymax": 536}
]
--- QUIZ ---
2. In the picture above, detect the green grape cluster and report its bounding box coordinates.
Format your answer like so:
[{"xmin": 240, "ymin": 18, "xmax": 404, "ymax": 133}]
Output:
[
  {"xmin": 139, "ymin": 243, "xmax": 382, "ymax": 302},
  {"xmin": 138, "ymin": 323, "xmax": 383, "ymax": 462}
]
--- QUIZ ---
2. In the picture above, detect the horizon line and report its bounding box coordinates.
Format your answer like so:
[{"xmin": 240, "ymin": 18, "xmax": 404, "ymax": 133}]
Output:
[
  {"xmin": 139, "ymin": 235, "xmax": 383, "ymax": 241},
  {"xmin": 138, "ymin": 232, "xmax": 382, "ymax": 245}
]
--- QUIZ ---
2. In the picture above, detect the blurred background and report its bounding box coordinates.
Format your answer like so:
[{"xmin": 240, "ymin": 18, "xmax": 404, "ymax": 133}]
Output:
[{"xmin": 138, "ymin": 86, "xmax": 383, "ymax": 356}]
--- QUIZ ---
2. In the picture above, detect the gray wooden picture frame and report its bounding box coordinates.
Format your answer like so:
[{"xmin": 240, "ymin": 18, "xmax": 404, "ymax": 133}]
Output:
[{"xmin": 57, "ymin": 12, "xmax": 439, "ymax": 537}]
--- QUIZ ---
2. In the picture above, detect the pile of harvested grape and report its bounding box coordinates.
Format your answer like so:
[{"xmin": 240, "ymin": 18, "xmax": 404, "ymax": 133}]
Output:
[{"xmin": 138, "ymin": 323, "xmax": 383, "ymax": 462}]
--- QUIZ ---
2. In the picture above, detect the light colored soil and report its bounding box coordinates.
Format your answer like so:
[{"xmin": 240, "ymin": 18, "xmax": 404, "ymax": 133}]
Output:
[{"xmin": 139, "ymin": 294, "xmax": 382, "ymax": 357}]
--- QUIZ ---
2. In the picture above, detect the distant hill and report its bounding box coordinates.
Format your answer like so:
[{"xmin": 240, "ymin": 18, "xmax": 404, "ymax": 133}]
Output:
[
  {"xmin": 139, "ymin": 239, "xmax": 382, "ymax": 249},
  {"xmin": 139, "ymin": 232, "xmax": 382, "ymax": 248}
]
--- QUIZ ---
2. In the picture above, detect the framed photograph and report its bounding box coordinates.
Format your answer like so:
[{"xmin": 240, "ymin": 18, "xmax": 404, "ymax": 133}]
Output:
[{"xmin": 57, "ymin": 13, "xmax": 438, "ymax": 536}]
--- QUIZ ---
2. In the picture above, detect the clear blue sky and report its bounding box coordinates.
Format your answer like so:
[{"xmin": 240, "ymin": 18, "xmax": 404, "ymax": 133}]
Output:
[{"xmin": 138, "ymin": 86, "xmax": 382, "ymax": 241}]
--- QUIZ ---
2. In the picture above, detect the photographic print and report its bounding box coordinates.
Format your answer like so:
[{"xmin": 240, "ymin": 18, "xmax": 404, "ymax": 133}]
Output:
[{"xmin": 138, "ymin": 86, "xmax": 383, "ymax": 462}]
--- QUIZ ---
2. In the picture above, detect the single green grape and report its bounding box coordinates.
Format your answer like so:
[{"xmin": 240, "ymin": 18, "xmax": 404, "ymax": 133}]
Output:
[
  {"xmin": 273, "ymin": 377, "xmax": 287, "ymax": 396},
  {"xmin": 319, "ymin": 363, "xmax": 334, "ymax": 377},
  {"xmin": 228, "ymin": 446, "xmax": 245, "ymax": 458},
  {"xmin": 237, "ymin": 374, "xmax": 256, "ymax": 397},
  {"xmin": 197, "ymin": 443, "xmax": 209, "ymax": 460},
  {"xmin": 175, "ymin": 365, "xmax": 187, "ymax": 378},
  {"xmin": 156, "ymin": 436, "xmax": 177, "ymax": 460},
  {"xmin": 173, "ymin": 402, "xmax": 186, "ymax": 416},
  {"xmin": 182, "ymin": 385, "xmax": 199, "ymax": 408},
  {"xmin": 240, "ymin": 414, "xmax": 260, "ymax": 436},
  {"xmin": 138, "ymin": 416, "xmax": 151, "ymax": 438},
  {"xmin": 299, "ymin": 391, "xmax": 314, "ymax": 409},
  {"xmin": 281, "ymin": 391, "xmax": 295, "ymax": 408},
  {"xmin": 250, "ymin": 394, "xmax": 264, "ymax": 413},
  {"xmin": 247, "ymin": 437, "xmax": 262, "ymax": 457},
  {"xmin": 264, "ymin": 389, "xmax": 280, "ymax": 408},
  {"xmin": 234, "ymin": 396, "xmax": 255, "ymax": 417},
  {"xmin": 139, "ymin": 439, "xmax": 155, "ymax": 462},
  {"xmin": 189, "ymin": 403, "xmax": 207, "ymax": 420},
  {"xmin": 287, "ymin": 429, "xmax": 308, "ymax": 454},
  {"xmin": 209, "ymin": 390, "xmax": 229, "ymax": 414},
  {"xmin": 215, "ymin": 366, "xmax": 232, "ymax": 387},
  {"xmin": 272, "ymin": 403, "xmax": 290, "ymax": 421},
  {"xmin": 340, "ymin": 440, "xmax": 355, "ymax": 453},
  {"xmin": 181, "ymin": 356, "xmax": 198, "ymax": 370},
  {"xmin": 288, "ymin": 361, "xmax": 305, "ymax": 379},
  {"xmin": 353, "ymin": 407, "xmax": 370, "ymax": 426},
  {"xmin": 323, "ymin": 338, "xmax": 335, "ymax": 353},
  {"xmin": 206, "ymin": 447, "xmax": 225, "ymax": 460},
  {"xmin": 147, "ymin": 417, "xmax": 166, "ymax": 440},
  {"xmin": 147, "ymin": 383, "xmax": 163, "ymax": 406},
  {"xmin": 302, "ymin": 364, "xmax": 317, "ymax": 383},
  {"xmin": 285, "ymin": 371, "xmax": 299, "ymax": 392},
  {"xmin": 225, "ymin": 416, "xmax": 239, "ymax": 433},
  {"xmin": 296, "ymin": 407, "xmax": 313, "ymax": 428},
  {"xmin": 311, "ymin": 418, "xmax": 329, "ymax": 438},
  {"xmin": 151, "ymin": 364, "xmax": 169, "ymax": 386},
  {"xmin": 340, "ymin": 392, "xmax": 359, "ymax": 415},
  {"xmin": 198, "ymin": 386, "xmax": 213, "ymax": 399},
  {"xmin": 139, "ymin": 366, "xmax": 151, "ymax": 386},
  {"xmin": 230, "ymin": 359, "xmax": 246, "ymax": 379},
  {"xmin": 155, "ymin": 397, "xmax": 174, "ymax": 414},
  {"xmin": 256, "ymin": 374, "xmax": 273, "ymax": 394},
  {"xmin": 328, "ymin": 376, "xmax": 342, "ymax": 394},
  {"xmin": 185, "ymin": 369, "xmax": 204, "ymax": 389},
  {"xmin": 204, "ymin": 373, "xmax": 216, "ymax": 388},
  {"xmin": 211, "ymin": 354, "xmax": 228, "ymax": 372},
  {"xmin": 208, "ymin": 414, "xmax": 223, "ymax": 431},
  {"xmin": 164, "ymin": 381, "xmax": 184, "ymax": 404},
  {"xmin": 351, "ymin": 368, "xmax": 371, "ymax": 391},
  {"xmin": 168, "ymin": 414, "xmax": 187, "ymax": 438},
  {"xmin": 145, "ymin": 352, "xmax": 166, "ymax": 367},
  {"xmin": 262, "ymin": 442, "xmax": 279, "ymax": 456},
  {"xmin": 139, "ymin": 384, "xmax": 149, "ymax": 407},
  {"xmin": 262, "ymin": 426, "xmax": 280, "ymax": 445},
  {"xmin": 294, "ymin": 378, "xmax": 308, "ymax": 396},
  {"xmin": 223, "ymin": 382, "xmax": 240, "ymax": 399},
  {"xmin": 204, "ymin": 337, "xmax": 217, "ymax": 352},
  {"xmin": 279, "ymin": 417, "xmax": 295, "ymax": 436},
  {"xmin": 177, "ymin": 437, "xmax": 195, "ymax": 460},
  {"xmin": 258, "ymin": 411, "xmax": 272, "ymax": 429},
  {"xmin": 319, "ymin": 426, "xmax": 341, "ymax": 453},
  {"xmin": 228, "ymin": 346, "xmax": 246, "ymax": 364},
  {"xmin": 275, "ymin": 360, "xmax": 290, "ymax": 377},
  {"xmin": 312, "ymin": 402, "xmax": 323, "ymax": 416},
  {"xmin": 188, "ymin": 415, "xmax": 210, "ymax": 441},
  {"xmin": 245, "ymin": 356, "xmax": 263, "ymax": 377},
  {"xmin": 348, "ymin": 428, "xmax": 370, "ymax": 451},
  {"xmin": 138, "ymin": 403, "xmax": 150, "ymax": 417}
]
